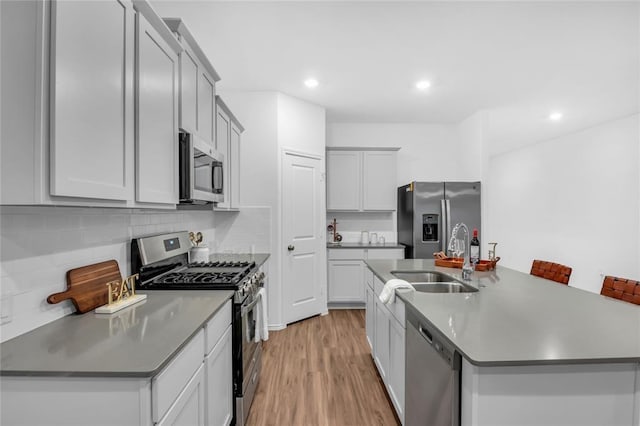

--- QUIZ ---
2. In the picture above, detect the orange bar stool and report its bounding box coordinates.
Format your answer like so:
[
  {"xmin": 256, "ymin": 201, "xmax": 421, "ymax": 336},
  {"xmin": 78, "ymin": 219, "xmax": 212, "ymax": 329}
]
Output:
[
  {"xmin": 530, "ymin": 260, "xmax": 572, "ymax": 285},
  {"xmin": 600, "ymin": 276, "xmax": 640, "ymax": 305}
]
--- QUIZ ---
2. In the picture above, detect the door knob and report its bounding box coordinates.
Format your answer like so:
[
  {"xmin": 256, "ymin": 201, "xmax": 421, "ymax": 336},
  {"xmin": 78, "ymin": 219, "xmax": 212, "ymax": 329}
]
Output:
[{"xmin": 287, "ymin": 245, "xmax": 295, "ymax": 251}]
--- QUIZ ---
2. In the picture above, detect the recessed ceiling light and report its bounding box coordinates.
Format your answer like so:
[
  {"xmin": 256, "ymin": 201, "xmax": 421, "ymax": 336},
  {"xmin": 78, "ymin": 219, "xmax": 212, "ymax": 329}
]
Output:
[
  {"xmin": 549, "ymin": 112, "xmax": 563, "ymax": 121},
  {"xmin": 304, "ymin": 78, "xmax": 319, "ymax": 89},
  {"xmin": 416, "ymin": 80, "xmax": 431, "ymax": 90}
]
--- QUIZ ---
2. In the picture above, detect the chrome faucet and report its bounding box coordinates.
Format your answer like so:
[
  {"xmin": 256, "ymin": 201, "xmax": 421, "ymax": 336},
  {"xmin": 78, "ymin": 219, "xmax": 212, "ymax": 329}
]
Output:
[{"xmin": 448, "ymin": 222, "xmax": 474, "ymax": 281}]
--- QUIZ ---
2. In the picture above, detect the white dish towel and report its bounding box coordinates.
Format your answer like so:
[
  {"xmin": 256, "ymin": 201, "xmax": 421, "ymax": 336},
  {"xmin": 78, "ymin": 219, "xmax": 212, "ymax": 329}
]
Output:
[
  {"xmin": 254, "ymin": 287, "xmax": 269, "ymax": 342},
  {"xmin": 378, "ymin": 279, "xmax": 414, "ymax": 305}
]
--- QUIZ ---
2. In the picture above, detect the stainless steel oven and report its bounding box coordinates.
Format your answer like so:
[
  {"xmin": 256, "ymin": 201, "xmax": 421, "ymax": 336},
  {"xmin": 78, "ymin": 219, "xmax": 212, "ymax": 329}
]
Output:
[
  {"xmin": 178, "ymin": 130, "xmax": 224, "ymax": 204},
  {"xmin": 236, "ymin": 279, "xmax": 264, "ymax": 426}
]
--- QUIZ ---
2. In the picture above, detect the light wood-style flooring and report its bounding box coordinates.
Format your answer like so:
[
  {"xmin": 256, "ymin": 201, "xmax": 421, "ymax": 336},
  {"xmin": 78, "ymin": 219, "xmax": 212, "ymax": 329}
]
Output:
[{"xmin": 246, "ymin": 309, "xmax": 400, "ymax": 426}]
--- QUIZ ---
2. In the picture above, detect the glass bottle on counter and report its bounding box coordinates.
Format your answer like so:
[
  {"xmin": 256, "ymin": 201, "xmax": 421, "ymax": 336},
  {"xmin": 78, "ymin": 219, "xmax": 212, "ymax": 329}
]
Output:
[{"xmin": 470, "ymin": 228, "xmax": 480, "ymax": 265}]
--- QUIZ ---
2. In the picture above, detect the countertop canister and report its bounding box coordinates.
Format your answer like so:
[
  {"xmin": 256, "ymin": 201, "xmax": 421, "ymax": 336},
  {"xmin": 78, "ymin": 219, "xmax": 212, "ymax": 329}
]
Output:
[{"xmin": 189, "ymin": 245, "xmax": 210, "ymax": 263}]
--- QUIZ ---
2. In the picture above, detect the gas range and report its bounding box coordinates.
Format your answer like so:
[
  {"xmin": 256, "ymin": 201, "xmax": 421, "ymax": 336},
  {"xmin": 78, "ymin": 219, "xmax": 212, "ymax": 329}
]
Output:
[
  {"xmin": 131, "ymin": 231, "xmax": 266, "ymax": 426},
  {"xmin": 131, "ymin": 233, "xmax": 263, "ymax": 303}
]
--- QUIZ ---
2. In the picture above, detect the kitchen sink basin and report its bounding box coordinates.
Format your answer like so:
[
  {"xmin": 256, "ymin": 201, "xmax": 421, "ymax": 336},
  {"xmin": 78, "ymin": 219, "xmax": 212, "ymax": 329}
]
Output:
[
  {"xmin": 391, "ymin": 271, "xmax": 459, "ymax": 283},
  {"xmin": 412, "ymin": 282, "xmax": 478, "ymax": 293},
  {"xmin": 390, "ymin": 270, "xmax": 478, "ymax": 293}
]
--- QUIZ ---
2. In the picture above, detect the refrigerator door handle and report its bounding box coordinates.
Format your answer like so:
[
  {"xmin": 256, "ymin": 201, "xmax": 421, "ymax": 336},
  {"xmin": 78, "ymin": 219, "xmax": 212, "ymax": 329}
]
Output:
[
  {"xmin": 445, "ymin": 199, "xmax": 452, "ymax": 254},
  {"xmin": 441, "ymin": 199, "xmax": 447, "ymax": 253}
]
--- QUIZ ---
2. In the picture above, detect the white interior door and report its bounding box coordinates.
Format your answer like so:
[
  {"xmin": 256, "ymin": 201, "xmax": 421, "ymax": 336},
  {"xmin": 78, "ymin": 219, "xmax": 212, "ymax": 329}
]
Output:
[{"xmin": 282, "ymin": 152, "xmax": 325, "ymax": 324}]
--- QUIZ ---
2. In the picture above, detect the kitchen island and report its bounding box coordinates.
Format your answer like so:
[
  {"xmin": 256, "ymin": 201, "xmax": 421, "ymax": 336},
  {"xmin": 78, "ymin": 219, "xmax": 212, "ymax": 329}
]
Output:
[{"xmin": 366, "ymin": 259, "xmax": 640, "ymax": 426}]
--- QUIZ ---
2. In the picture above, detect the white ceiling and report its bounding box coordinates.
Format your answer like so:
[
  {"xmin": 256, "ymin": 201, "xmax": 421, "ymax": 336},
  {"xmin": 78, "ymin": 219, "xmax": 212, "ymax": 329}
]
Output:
[{"xmin": 152, "ymin": 1, "xmax": 639, "ymax": 153}]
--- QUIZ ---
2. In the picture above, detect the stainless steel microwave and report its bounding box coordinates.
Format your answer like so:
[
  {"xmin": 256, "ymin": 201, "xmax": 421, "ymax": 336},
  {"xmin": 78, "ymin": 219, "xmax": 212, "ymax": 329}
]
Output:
[{"xmin": 178, "ymin": 131, "xmax": 224, "ymax": 204}]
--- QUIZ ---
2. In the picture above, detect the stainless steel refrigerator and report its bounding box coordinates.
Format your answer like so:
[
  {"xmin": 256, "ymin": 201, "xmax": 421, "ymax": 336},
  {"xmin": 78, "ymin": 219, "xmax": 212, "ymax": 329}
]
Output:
[{"xmin": 398, "ymin": 182, "xmax": 481, "ymax": 259}]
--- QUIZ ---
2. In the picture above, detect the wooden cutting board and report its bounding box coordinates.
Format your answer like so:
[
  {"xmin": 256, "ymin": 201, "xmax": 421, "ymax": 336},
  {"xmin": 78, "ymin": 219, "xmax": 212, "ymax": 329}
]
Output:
[{"xmin": 47, "ymin": 260, "xmax": 122, "ymax": 314}]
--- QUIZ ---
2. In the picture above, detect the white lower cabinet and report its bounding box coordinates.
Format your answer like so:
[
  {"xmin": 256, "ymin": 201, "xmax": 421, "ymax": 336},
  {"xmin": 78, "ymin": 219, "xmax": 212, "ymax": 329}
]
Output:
[
  {"xmin": 152, "ymin": 331, "xmax": 205, "ymax": 422},
  {"xmin": 365, "ymin": 283, "xmax": 375, "ymax": 350},
  {"xmin": 158, "ymin": 364, "xmax": 205, "ymax": 426},
  {"xmin": 388, "ymin": 316, "xmax": 405, "ymax": 422},
  {"xmin": 327, "ymin": 247, "xmax": 404, "ymax": 306},
  {"xmin": 328, "ymin": 260, "xmax": 364, "ymax": 303},
  {"xmin": 205, "ymin": 326, "xmax": 233, "ymax": 426},
  {"xmin": 368, "ymin": 267, "xmax": 406, "ymax": 424},
  {"xmin": 373, "ymin": 297, "xmax": 390, "ymax": 380}
]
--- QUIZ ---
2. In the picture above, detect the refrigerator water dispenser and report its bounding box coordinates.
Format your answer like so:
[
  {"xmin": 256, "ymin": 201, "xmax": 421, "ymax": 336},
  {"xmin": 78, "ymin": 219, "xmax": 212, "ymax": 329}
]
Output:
[{"xmin": 422, "ymin": 214, "xmax": 439, "ymax": 242}]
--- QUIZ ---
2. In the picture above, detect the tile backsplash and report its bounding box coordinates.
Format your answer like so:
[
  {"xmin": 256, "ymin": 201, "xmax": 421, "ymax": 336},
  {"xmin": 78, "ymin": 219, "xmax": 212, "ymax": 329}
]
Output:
[
  {"xmin": 326, "ymin": 212, "xmax": 397, "ymax": 244},
  {"xmin": 214, "ymin": 207, "xmax": 271, "ymax": 254},
  {"xmin": 0, "ymin": 205, "xmax": 270, "ymax": 342}
]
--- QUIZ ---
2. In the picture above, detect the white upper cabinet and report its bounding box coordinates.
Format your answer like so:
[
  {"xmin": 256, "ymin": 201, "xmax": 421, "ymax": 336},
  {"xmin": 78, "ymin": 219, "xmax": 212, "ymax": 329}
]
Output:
[
  {"xmin": 1, "ymin": 0, "xmax": 182, "ymax": 208},
  {"xmin": 198, "ymin": 73, "xmax": 216, "ymax": 144},
  {"xmin": 326, "ymin": 148, "xmax": 399, "ymax": 211},
  {"xmin": 215, "ymin": 96, "xmax": 244, "ymax": 210},
  {"xmin": 163, "ymin": 18, "xmax": 221, "ymax": 147},
  {"xmin": 230, "ymin": 121, "xmax": 242, "ymax": 209},
  {"xmin": 135, "ymin": 5, "xmax": 181, "ymax": 205},
  {"xmin": 327, "ymin": 150, "xmax": 361, "ymax": 211},
  {"xmin": 49, "ymin": 0, "xmax": 135, "ymax": 201},
  {"xmin": 180, "ymin": 50, "xmax": 198, "ymax": 132},
  {"xmin": 215, "ymin": 104, "xmax": 230, "ymax": 207},
  {"xmin": 362, "ymin": 151, "xmax": 397, "ymax": 211}
]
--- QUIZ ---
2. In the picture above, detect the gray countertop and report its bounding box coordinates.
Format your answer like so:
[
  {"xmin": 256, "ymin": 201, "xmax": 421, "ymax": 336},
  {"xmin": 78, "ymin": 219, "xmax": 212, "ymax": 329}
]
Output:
[
  {"xmin": 327, "ymin": 243, "xmax": 404, "ymax": 249},
  {"xmin": 0, "ymin": 253, "xmax": 271, "ymax": 378},
  {"xmin": 366, "ymin": 259, "xmax": 640, "ymax": 366},
  {"xmin": 0, "ymin": 290, "xmax": 234, "ymax": 377}
]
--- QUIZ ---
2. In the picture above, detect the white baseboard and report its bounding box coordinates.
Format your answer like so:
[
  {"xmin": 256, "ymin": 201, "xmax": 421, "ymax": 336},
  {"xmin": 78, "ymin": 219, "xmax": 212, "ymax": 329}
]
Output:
[{"xmin": 268, "ymin": 323, "xmax": 286, "ymax": 331}]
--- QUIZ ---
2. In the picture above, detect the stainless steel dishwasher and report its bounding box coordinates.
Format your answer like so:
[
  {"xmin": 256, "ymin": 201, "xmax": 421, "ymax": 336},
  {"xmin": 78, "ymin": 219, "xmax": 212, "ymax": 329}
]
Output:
[{"xmin": 405, "ymin": 307, "xmax": 461, "ymax": 426}]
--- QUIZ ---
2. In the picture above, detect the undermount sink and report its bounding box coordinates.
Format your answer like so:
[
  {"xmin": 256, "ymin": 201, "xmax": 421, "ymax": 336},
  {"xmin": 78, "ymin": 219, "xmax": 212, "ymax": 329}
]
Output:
[
  {"xmin": 390, "ymin": 270, "xmax": 478, "ymax": 293},
  {"xmin": 391, "ymin": 271, "xmax": 459, "ymax": 283},
  {"xmin": 412, "ymin": 282, "xmax": 478, "ymax": 293}
]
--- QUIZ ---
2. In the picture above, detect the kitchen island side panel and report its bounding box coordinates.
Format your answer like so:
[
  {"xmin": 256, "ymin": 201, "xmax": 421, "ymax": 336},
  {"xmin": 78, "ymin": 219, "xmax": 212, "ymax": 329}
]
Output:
[
  {"xmin": 461, "ymin": 359, "xmax": 639, "ymax": 426},
  {"xmin": 1, "ymin": 376, "xmax": 152, "ymax": 426}
]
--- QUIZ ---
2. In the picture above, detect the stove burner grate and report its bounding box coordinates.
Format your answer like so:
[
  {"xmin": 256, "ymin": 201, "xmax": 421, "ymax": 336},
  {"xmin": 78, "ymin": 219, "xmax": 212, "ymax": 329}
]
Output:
[
  {"xmin": 149, "ymin": 260, "xmax": 256, "ymax": 287},
  {"xmin": 187, "ymin": 261, "xmax": 254, "ymax": 268}
]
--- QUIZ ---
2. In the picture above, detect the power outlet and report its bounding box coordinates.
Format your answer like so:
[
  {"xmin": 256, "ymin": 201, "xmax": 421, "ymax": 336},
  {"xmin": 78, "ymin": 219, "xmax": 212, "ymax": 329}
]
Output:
[{"xmin": 1, "ymin": 295, "xmax": 13, "ymax": 325}]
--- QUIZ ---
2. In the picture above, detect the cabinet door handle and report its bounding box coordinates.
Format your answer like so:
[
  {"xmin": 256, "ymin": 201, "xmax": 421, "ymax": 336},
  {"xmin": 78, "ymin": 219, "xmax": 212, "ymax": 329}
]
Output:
[{"xmin": 287, "ymin": 245, "xmax": 295, "ymax": 252}]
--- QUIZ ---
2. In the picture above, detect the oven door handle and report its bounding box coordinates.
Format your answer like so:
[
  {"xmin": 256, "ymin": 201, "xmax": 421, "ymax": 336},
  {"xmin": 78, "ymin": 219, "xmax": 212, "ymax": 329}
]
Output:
[{"xmin": 241, "ymin": 295, "xmax": 261, "ymax": 316}]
